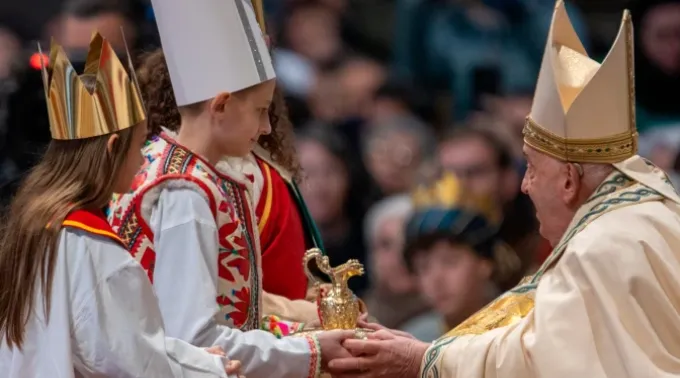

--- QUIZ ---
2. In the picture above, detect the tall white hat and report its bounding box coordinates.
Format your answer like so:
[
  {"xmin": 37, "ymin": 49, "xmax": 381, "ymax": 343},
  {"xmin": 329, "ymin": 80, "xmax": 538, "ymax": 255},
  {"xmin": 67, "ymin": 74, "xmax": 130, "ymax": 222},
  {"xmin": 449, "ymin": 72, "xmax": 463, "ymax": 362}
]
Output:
[
  {"xmin": 150, "ymin": 0, "xmax": 276, "ymax": 106},
  {"xmin": 523, "ymin": 0, "xmax": 637, "ymax": 164}
]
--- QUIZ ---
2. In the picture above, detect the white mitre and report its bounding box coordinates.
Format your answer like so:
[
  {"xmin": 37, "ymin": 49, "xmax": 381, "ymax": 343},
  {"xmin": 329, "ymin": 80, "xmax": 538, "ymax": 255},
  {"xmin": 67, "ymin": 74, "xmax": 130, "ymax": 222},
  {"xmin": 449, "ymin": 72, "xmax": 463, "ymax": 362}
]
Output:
[
  {"xmin": 523, "ymin": 0, "xmax": 637, "ymax": 164},
  {"xmin": 150, "ymin": 0, "xmax": 276, "ymax": 106}
]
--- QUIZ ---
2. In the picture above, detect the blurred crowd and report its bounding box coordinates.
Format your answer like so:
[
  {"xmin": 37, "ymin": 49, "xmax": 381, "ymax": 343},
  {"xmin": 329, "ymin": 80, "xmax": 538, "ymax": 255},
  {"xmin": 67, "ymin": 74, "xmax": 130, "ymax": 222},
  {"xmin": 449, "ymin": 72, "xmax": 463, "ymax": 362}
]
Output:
[{"xmin": 1, "ymin": 0, "xmax": 680, "ymax": 340}]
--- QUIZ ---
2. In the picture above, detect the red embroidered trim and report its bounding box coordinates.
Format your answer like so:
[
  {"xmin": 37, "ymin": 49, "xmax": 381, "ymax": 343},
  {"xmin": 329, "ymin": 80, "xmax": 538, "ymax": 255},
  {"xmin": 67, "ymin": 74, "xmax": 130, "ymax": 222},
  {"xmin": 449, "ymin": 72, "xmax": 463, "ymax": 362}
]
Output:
[
  {"xmin": 120, "ymin": 174, "xmax": 217, "ymax": 283},
  {"xmin": 305, "ymin": 335, "xmax": 321, "ymax": 378}
]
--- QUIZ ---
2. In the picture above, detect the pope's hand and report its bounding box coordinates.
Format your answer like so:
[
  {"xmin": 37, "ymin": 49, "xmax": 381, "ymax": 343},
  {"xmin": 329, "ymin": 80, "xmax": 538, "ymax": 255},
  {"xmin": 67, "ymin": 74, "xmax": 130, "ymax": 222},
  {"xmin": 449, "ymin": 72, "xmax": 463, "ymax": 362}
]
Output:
[
  {"xmin": 327, "ymin": 330, "xmax": 430, "ymax": 378},
  {"xmin": 317, "ymin": 329, "xmax": 358, "ymax": 371},
  {"xmin": 357, "ymin": 314, "xmax": 415, "ymax": 340}
]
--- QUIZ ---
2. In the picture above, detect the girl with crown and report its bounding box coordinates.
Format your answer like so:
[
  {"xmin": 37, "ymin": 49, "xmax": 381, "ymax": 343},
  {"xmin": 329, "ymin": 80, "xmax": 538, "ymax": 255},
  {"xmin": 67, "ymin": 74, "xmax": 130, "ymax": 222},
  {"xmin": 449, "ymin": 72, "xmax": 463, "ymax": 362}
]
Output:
[
  {"xmin": 106, "ymin": 1, "xmax": 353, "ymax": 377},
  {"xmin": 0, "ymin": 34, "xmax": 241, "ymax": 378}
]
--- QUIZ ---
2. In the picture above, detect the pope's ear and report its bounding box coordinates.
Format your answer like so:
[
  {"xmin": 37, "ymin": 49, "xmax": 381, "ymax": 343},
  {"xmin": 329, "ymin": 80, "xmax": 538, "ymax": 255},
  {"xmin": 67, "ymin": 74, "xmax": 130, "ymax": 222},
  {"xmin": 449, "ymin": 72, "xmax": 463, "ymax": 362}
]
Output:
[{"xmin": 209, "ymin": 92, "xmax": 232, "ymax": 117}]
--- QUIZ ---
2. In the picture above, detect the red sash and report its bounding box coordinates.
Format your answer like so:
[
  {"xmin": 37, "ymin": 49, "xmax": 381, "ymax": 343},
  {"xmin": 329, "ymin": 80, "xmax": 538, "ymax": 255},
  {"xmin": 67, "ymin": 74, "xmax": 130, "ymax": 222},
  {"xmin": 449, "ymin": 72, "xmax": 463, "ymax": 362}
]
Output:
[
  {"xmin": 63, "ymin": 209, "xmax": 125, "ymax": 248},
  {"xmin": 256, "ymin": 159, "xmax": 308, "ymax": 300}
]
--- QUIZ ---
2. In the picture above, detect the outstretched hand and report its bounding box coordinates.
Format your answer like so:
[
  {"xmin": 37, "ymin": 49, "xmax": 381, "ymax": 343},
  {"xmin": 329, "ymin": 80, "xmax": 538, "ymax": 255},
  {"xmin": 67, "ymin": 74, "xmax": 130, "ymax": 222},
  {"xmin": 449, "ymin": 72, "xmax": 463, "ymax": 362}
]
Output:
[
  {"xmin": 357, "ymin": 313, "xmax": 416, "ymax": 340},
  {"xmin": 317, "ymin": 329, "xmax": 359, "ymax": 371},
  {"xmin": 327, "ymin": 330, "xmax": 430, "ymax": 378}
]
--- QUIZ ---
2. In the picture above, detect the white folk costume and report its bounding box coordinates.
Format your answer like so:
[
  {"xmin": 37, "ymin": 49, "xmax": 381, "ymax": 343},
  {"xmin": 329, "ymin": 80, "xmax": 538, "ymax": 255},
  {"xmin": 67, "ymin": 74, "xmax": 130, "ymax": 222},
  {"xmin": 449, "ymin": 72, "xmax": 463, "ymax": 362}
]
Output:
[
  {"xmin": 420, "ymin": 2, "xmax": 680, "ymax": 377},
  {"xmin": 107, "ymin": 1, "xmax": 321, "ymax": 378},
  {"xmin": 0, "ymin": 34, "xmax": 231, "ymax": 378}
]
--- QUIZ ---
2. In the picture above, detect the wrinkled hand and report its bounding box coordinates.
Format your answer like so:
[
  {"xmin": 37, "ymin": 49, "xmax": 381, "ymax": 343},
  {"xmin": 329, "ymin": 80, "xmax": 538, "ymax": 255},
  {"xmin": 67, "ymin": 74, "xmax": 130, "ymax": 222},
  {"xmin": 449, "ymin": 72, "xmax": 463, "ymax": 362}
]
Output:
[
  {"xmin": 317, "ymin": 330, "xmax": 357, "ymax": 371},
  {"xmin": 357, "ymin": 314, "xmax": 415, "ymax": 340},
  {"xmin": 327, "ymin": 330, "xmax": 430, "ymax": 378}
]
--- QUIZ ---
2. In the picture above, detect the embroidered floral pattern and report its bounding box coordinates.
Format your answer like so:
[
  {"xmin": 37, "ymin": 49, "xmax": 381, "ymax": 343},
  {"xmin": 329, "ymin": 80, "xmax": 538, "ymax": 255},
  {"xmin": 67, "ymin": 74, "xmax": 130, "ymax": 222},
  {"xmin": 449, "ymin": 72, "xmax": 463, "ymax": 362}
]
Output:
[{"xmin": 108, "ymin": 134, "xmax": 262, "ymax": 331}]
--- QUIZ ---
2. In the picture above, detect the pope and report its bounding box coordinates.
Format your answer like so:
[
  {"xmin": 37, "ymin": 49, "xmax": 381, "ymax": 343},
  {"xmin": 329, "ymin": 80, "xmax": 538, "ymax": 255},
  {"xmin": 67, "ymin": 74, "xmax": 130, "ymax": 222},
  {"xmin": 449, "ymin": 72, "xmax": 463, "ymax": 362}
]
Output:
[{"xmin": 328, "ymin": 2, "xmax": 680, "ymax": 377}]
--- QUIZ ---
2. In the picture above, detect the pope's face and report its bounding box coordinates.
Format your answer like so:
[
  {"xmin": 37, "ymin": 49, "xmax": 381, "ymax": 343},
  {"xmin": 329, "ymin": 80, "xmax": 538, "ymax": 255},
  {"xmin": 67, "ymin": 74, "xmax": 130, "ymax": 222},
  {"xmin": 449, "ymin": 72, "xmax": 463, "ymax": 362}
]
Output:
[{"xmin": 521, "ymin": 144, "xmax": 573, "ymax": 246}]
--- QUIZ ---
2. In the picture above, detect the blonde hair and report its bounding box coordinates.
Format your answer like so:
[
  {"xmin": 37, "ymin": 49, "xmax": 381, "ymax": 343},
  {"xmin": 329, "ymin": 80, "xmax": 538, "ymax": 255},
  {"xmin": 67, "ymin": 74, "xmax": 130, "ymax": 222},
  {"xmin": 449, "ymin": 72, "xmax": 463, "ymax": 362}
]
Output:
[{"xmin": 0, "ymin": 74, "xmax": 138, "ymax": 350}]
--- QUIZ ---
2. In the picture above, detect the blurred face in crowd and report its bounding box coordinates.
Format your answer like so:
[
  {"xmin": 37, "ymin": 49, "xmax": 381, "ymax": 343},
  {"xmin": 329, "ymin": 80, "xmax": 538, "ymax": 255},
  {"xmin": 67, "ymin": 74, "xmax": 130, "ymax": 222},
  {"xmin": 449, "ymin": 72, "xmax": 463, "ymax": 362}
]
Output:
[
  {"xmin": 412, "ymin": 241, "xmax": 492, "ymax": 323},
  {"xmin": 338, "ymin": 59, "xmax": 386, "ymax": 119},
  {"xmin": 365, "ymin": 130, "xmax": 422, "ymax": 195},
  {"xmin": 57, "ymin": 12, "xmax": 135, "ymax": 52},
  {"xmin": 0, "ymin": 28, "xmax": 19, "ymax": 79},
  {"xmin": 308, "ymin": 72, "xmax": 347, "ymax": 122},
  {"xmin": 370, "ymin": 217, "xmax": 415, "ymax": 293},
  {"xmin": 286, "ymin": 4, "xmax": 341, "ymax": 65},
  {"xmin": 308, "ymin": 59, "xmax": 386, "ymax": 122},
  {"xmin": 641, "ymin": 2, "xmax": 680, "ymax": 75},
  {"xmin": 521, "ymin": 145, "xmax": 577, "ymax": 246},
  {"xmin": 438, "ymin": 135, "xmax": 503, "ymax": 201},
  {"xmin": 298, "ymin": 139, "xmax": 349, "ymax": 225}
]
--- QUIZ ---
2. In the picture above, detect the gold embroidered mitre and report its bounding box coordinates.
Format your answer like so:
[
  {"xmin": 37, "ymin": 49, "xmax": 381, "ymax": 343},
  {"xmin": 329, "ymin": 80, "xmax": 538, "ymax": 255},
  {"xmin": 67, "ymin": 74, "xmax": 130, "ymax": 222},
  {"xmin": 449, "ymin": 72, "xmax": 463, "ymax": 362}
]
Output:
[
  {"xmin": 411, "ymin": 172, "xmax": 501, "ymax": 225},
  {"xmin": 40, "ymin": 32, "xmax": 146, "ymax": 140},
  {"xmin": 523, "ymin": 1, "xmax": 637, "ymax": 163}
]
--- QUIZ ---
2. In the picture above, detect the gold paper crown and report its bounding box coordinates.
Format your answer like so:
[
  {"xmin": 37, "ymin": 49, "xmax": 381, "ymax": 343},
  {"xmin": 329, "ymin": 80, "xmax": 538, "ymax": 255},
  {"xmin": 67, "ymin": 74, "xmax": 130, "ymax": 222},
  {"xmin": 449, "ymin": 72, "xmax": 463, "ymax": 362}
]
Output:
[
  {"xmin": 39, "ymin": 31, "xmax": 146, "ymax": 140},
  {"xmin": 523, "ymin": 1, "xmax": 637, "ymax": 163},
  {"xmin": 410, "ymin": 173, "xmax": 501, "ymax": 225}
]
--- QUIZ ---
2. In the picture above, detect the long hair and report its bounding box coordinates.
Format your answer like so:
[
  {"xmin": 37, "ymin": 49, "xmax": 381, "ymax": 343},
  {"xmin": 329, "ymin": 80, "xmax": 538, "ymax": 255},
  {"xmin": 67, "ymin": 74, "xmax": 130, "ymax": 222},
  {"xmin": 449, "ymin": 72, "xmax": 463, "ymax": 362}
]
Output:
[
  {"xmin": 136, "ymin": 49, "xmax": 300, "ymax": 178},
  {"xmin": 0, "ymin": 75, "xmax": 137, "ymax": 349}
]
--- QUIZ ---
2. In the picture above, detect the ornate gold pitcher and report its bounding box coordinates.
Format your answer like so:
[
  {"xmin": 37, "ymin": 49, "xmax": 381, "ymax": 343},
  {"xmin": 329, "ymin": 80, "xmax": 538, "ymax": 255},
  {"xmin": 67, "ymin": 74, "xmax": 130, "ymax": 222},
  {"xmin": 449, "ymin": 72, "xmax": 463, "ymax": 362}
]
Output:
[{"xmin": 290, "ymin": 248, "xmax": 371, "ymax": 338}]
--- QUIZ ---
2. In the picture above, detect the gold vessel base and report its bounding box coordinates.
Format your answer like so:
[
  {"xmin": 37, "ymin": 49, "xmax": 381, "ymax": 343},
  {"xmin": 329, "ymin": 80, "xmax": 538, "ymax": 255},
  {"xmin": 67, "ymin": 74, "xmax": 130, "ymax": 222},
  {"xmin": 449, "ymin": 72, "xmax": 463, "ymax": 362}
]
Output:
[{"xmin": 289, "ymin": 327, "xmax": 375, "ymax": 339}]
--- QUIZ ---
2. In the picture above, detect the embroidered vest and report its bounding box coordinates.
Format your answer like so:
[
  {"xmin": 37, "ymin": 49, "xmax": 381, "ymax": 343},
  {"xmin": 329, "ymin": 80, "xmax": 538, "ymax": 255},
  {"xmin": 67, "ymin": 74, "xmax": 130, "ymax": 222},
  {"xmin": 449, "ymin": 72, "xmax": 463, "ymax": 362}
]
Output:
[{"xmin": 108, "ymin": 134, "xmax": 262, "ymax": 330}]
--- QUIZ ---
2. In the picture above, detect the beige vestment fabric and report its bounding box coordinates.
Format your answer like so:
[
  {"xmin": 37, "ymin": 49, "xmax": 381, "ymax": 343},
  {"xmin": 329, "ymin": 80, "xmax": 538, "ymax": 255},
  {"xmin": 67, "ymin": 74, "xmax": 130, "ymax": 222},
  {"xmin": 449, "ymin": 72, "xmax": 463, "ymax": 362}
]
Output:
[
  {"xmin": 420, "ymin": 156, "xmax": 680, "ymax": 378},
  {"xmin": 263, "ymin": 292, "xmax": 319, "ymax": 324}
]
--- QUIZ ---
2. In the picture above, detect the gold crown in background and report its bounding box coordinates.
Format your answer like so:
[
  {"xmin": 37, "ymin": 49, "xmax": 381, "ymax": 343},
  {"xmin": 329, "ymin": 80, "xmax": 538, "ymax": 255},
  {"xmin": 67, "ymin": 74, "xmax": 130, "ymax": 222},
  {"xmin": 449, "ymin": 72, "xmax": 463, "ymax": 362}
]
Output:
[
  {"xmin": 40, "ymin": 31, "xmax": 146, "ymax": 140},
  {"xmin": 410, "ymin": 173, "xmax": 502, "ymax": 225}
]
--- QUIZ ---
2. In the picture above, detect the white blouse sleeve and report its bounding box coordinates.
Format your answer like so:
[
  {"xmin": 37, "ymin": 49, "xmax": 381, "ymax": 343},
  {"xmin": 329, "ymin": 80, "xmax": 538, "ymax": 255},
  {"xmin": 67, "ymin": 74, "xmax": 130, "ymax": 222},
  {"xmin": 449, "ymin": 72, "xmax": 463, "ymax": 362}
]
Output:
[{"xmin": 72, "ymin": 257, "xmax": 229, "ymax": 378}]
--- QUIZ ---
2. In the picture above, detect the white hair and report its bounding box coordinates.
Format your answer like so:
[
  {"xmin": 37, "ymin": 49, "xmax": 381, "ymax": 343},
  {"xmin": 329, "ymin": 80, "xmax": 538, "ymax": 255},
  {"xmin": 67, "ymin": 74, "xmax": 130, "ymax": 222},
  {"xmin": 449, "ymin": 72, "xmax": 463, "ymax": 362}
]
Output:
[
  {"xmin": 363, "ymin": 194, "xmax": 414, "ymax": 247},
  {"xmin": 580, "ymin": 162, "xmax": 614, "ymax": 188}
]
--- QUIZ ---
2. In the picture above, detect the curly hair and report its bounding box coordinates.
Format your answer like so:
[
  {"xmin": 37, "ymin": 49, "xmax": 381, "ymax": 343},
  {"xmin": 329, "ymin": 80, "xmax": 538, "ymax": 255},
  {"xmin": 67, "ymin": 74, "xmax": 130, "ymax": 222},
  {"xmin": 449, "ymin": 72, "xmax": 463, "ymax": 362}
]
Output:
[
  {"xmin": 135, "ymin": 48, "xmax": 299, "ymax": 178},
  {"xmin": 135, "ymin": 49, "xmax": 181, "ymax": 137}
]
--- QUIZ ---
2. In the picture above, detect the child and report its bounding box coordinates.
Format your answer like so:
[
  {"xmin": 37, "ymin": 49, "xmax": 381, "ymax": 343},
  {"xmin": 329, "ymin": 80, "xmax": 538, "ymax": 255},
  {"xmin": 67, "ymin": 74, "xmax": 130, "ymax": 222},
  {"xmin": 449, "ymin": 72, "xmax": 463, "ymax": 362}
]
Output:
[
  {"xmin": 0, "ymin": 34, "xmax": 238, "ymax": 378},
  {"xmin": 107, "ymin": 1, "xmax": 352, "ymax": 377},
  {"xmin": 135, "ymin": 48, "xmax": 319, "ymax": 324},
  {"xmin": 404, "ymin": 173, "xmax": 520, "ymax": 338}
]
